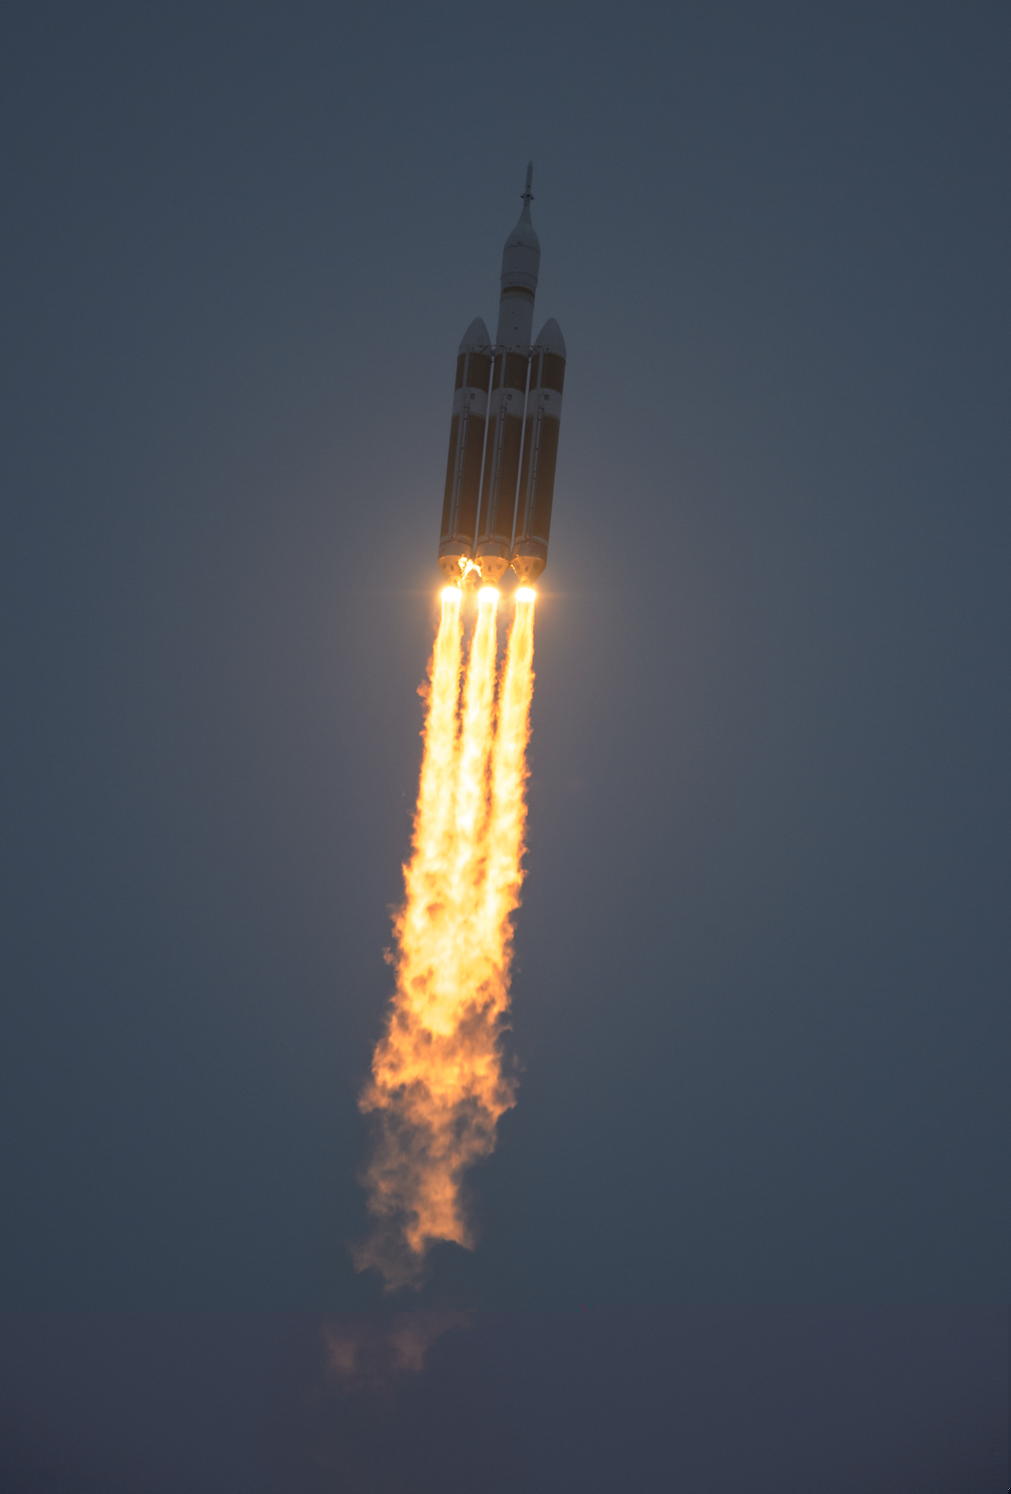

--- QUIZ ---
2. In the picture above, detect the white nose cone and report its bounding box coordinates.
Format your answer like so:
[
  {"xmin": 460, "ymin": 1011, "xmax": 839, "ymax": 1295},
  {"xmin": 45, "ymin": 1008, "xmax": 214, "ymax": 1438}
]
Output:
[
  {"xmin": 458, "ymin": 316, "xmax": 491, "ymax": 353},
  {"xmin": 496, "ymin": 163, "xmax": 541, "ymax": 348},
  {"xmin": 500, "ymin": 208, "xmax": 540, "ymax": 292},
  {"xmin": 500, "ymin": 161, "xmax": 540, "ymax": 296},
  {"xmin": 534, "ymin": 317, "xmax": 566, "ymax": 357}
]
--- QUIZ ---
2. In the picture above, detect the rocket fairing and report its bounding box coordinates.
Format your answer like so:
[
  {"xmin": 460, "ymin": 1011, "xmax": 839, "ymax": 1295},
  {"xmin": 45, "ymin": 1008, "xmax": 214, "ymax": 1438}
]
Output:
[{"xmin": 437, "ymin": 164, "xmax": 565, "ymax": 585}]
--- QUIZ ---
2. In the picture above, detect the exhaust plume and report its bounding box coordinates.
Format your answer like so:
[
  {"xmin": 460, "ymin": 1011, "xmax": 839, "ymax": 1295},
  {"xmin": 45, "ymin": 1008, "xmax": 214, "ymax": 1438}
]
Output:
[{"xmin": 357, "ymin": 589, "xmax": 536, "ymax": 1287}]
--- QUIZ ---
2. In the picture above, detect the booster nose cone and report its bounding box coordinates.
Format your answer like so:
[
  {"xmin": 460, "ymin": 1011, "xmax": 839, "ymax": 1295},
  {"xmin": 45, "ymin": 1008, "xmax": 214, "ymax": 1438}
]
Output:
[
  {"xmin": 458, "ymin": 316, "xmax": 491, "ymax": 353},
  {"xmin": 534, "ymin": 317, "xmax": 566, "ymax": 357}
]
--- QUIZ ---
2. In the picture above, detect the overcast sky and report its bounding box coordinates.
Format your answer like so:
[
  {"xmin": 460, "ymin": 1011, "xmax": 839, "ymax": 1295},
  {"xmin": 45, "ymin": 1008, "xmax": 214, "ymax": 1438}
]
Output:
[{"xmin": 3, "ymin": 2, "xmax": 1008, "ymax": 1489}]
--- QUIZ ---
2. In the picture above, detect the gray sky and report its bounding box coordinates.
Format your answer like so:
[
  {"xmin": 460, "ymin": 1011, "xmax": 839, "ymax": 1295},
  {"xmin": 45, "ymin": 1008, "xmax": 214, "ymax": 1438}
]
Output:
[{"xmin": 3, "ymin": 1, "xmax": 1008, "ymax": 1487}]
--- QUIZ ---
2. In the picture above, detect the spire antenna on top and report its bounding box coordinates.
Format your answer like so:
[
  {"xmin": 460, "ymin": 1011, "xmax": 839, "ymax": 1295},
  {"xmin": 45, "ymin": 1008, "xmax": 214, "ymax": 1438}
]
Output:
[{"xmin": 522, "ymin": 161, "xmax": 534, "ymax": 205}]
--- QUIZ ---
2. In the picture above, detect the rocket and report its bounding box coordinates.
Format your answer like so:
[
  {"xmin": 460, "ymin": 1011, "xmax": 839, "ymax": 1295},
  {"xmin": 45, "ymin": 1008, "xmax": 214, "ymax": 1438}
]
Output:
[{"xmin": 438, "ymin": 165, "xmax": 566, "ymax": 586}]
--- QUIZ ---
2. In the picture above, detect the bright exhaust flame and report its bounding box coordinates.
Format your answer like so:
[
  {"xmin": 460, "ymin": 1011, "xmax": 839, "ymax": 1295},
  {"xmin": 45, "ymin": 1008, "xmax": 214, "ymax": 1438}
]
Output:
[{"xmin": 358, "ymin": 586, "xmax": 536, "ymax": 1287}]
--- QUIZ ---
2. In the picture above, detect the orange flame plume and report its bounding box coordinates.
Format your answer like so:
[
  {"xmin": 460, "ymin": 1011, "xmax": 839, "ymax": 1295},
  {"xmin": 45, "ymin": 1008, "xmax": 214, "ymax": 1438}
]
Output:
[{"xmin": 357, "ymin": 587, "xmax": 536, "ymax": 1287}]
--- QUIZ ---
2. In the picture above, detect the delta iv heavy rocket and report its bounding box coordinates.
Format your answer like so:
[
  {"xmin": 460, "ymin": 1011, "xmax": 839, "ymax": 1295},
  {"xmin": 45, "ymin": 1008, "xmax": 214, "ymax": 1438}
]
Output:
[{"xmin": 438, "ymin": 165, "xmax": 566, "ymax": 586}]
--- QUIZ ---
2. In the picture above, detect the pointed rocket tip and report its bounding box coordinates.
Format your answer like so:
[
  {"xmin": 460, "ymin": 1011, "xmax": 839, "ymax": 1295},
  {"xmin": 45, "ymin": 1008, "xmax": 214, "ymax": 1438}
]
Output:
[
  {"xmin": 458, "ymin": 317, "xmax": 491, "ymax": 352},
  {"xmin": 519, "ymin": 162, "xmax": 537, "ymax": 212},
  {"xmin": 535, "ymin": 318, "xmax": 566, "ymax": 357},
  {"xmin": 519, "ymin": 162, "xmax": 534, "ymax": 221}
]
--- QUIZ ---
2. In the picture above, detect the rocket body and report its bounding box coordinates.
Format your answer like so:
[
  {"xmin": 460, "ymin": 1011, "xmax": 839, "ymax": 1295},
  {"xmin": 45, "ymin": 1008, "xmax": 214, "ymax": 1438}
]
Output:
[
  {"xmin": 438, "ymin": 319, "xmax": 492, "ymax": 579},
  {"xmin": 513, "ymin": 318, "xmax": 566, "ymax": 583},
  {"xmin": 476, "ymin": 349, "xmax": 528, "ymax": 582},
  {"xmin": 437, "ymin": 166, "xmax": 565, "ymax": 584}
]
